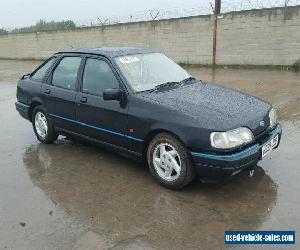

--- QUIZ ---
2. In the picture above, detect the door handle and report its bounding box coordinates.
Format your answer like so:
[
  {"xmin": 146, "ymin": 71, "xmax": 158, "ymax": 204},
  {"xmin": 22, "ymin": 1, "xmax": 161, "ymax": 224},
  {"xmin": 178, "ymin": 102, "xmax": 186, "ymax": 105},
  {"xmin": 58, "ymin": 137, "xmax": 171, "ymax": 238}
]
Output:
[
  {"xmin": 44, "ymin": 89, "xmax": 51, "ymax": 94},
  {"xmin": 80, "ymin": 96, "xmax": 87, "ymax": 103}
]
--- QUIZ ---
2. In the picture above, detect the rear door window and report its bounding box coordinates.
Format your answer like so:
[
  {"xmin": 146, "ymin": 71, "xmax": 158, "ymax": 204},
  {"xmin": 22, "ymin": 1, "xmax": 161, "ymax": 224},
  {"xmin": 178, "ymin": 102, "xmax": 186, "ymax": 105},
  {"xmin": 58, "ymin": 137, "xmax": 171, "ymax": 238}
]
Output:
[
  {"xmin": 52, "ymin": 57, "xmax": 81, "ymax": 90},
  {"xmin": 31, "ymin": 57, "xmax": 56, "ymax": 81}
]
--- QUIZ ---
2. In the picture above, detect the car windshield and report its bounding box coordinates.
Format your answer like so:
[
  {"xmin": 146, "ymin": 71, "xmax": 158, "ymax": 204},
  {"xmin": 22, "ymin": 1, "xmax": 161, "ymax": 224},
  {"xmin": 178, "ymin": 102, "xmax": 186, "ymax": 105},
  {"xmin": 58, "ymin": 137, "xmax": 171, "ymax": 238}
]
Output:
[{"xmin": 115, "ymin": 53, "xmax": 191, "ymax": 92}]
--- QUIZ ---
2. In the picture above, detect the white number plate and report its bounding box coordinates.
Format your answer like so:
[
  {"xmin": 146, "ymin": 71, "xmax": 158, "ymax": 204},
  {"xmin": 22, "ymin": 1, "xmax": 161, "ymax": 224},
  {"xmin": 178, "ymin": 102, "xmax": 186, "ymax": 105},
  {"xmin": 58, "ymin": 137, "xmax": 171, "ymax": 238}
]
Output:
[{"xmin": 262, "ymin": 134, "xmax": 279, "ymax": 158}]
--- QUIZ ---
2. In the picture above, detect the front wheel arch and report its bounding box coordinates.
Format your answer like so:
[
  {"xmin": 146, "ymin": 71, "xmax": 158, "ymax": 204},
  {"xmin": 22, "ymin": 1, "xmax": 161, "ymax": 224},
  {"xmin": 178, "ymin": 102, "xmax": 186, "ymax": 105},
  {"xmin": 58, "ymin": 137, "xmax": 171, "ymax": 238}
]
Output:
[
  {"xmin": 146, "ymin": 132, "xmax": 196, "ymax": 189},
  {"xmin": 143, "ymin": 129, "xmax": 187, "ymax": 159}
]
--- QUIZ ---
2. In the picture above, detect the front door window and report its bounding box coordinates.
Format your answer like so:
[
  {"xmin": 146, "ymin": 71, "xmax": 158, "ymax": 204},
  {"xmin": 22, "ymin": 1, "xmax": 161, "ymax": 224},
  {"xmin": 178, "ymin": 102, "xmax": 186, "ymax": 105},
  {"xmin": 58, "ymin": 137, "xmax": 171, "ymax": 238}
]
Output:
[{"xmin": 82, "ymin": 58, "xmax": 119, "ymax": 96}]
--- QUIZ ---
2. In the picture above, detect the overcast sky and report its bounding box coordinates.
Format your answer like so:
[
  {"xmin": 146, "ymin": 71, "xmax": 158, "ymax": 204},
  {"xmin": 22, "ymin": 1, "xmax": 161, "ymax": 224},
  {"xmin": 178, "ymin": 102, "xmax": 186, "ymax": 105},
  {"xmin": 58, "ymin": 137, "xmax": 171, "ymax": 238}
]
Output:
[
  {"xmin": 1, "ymin": 0, "xmax": 204, "ymax": 28},
  {"xmin": 1, "ymin": 0, "xmax": 298, "ymax": 28}
]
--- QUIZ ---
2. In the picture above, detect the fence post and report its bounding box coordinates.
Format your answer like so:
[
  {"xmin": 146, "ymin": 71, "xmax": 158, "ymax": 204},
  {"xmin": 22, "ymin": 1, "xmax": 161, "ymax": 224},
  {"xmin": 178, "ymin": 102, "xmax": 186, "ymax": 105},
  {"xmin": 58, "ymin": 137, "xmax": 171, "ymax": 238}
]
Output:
[{"xmin": 212, "ymin": 0, "xmax": 221, "ymax": 66}]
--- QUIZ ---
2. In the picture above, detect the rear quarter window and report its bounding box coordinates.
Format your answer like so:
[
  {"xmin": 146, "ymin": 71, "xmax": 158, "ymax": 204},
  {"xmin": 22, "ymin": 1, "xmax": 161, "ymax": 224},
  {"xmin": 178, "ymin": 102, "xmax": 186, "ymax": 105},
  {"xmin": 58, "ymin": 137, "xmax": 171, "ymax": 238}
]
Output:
[{"xmin": 31, "ymin": 57, "xmax": 56, "ymax": 81}]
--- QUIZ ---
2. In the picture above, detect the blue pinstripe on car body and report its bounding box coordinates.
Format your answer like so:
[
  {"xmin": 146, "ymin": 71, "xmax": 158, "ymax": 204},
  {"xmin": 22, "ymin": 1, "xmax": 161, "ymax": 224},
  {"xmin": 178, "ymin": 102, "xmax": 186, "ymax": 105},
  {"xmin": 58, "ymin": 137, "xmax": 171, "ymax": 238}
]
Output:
[
  {"xmin": 49, "ymin": 113, "xmax": 143, "ymax": 142},
  {"xmin": 191, "ymin": 143, "xmax": 260, "ymax": 160}
]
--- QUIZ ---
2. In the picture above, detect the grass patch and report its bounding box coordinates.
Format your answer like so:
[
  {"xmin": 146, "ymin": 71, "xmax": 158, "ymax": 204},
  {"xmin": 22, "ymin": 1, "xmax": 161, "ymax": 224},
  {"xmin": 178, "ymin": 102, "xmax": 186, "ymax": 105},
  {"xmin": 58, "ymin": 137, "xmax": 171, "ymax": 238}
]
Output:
[{"xmin": 179, "ymin": 63, "xmax": 296, "ymax": 71}]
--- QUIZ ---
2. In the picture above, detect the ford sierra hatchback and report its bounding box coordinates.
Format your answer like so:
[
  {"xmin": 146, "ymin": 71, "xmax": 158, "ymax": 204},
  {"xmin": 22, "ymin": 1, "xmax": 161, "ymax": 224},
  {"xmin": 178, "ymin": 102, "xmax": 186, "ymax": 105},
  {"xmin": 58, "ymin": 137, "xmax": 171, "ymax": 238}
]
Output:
[{"xmin": 15, "ymin": 47, "xmax": 282, "ymax": 189}]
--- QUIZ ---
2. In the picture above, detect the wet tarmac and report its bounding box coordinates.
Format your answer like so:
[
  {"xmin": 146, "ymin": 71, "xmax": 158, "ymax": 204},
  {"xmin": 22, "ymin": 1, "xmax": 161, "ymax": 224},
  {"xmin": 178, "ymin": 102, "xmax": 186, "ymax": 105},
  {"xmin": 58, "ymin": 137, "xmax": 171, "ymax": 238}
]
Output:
[{"xmin": 0, "ymin": 60, "xmax": 299, "ymax": 249}]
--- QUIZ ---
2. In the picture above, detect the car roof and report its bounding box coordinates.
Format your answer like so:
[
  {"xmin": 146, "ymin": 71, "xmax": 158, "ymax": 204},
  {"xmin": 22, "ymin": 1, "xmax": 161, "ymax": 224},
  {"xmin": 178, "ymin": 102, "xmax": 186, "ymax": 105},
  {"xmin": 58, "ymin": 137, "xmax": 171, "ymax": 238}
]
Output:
[{"xmin": 56, "ymin": 47, "xmax": 155, "ymax": 58}]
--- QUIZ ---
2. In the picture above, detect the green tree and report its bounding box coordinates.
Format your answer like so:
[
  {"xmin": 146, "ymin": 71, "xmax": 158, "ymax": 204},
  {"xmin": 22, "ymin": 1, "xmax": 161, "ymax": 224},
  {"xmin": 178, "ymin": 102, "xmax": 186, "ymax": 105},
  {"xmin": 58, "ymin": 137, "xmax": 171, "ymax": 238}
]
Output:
[
  {"xmin": 11, "ymin": 19, "xmax": 76, "ymax": 33},
  {"xmin": 0, "ymin": 28, "xmax": 8, "ymax": 34}
]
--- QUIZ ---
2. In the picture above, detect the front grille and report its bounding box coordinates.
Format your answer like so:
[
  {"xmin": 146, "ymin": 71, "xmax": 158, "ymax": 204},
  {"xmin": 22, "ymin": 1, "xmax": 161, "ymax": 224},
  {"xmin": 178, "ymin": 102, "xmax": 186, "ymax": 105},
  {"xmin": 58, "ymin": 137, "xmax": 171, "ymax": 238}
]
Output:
[{"xmin": 254, "ymin": 127, "xmax": 269, "ymax": 141}]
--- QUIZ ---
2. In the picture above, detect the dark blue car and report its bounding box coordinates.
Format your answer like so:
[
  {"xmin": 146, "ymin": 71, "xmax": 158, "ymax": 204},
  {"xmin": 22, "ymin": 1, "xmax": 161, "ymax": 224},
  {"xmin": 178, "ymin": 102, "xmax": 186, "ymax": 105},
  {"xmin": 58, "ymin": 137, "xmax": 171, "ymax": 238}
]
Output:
[{"xmin": 15, "ymin": 47, "xmax": 282, "ymax": 189}]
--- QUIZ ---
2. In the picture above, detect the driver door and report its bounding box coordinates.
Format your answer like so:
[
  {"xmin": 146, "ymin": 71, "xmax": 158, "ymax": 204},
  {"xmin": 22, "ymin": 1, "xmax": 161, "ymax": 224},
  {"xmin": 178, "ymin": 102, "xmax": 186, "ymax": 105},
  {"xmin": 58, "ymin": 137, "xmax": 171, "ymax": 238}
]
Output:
[{"xmin": 75, "ymin": 56, "xmax": 128, "ymax": 148}]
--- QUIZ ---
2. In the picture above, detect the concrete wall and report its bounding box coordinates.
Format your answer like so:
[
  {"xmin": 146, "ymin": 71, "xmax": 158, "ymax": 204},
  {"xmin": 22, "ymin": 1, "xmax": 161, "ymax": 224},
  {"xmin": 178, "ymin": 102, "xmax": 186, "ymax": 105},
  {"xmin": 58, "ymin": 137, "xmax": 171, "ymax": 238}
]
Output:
[
  {"xmin": 217, "ymin": 6, "xmax": 300, "ymax": 65},
  {"xmin": 0, "ymin": 6, "xmax": 299, "ymax": 66}
]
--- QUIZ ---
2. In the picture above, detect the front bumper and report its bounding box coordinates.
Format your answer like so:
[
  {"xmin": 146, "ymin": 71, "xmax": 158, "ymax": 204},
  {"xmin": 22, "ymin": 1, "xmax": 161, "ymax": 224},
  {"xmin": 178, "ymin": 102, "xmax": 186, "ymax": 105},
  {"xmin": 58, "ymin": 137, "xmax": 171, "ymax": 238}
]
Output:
[{"xmin": 191, "ymin": 124, "xmax": 282, "ymax": 180}]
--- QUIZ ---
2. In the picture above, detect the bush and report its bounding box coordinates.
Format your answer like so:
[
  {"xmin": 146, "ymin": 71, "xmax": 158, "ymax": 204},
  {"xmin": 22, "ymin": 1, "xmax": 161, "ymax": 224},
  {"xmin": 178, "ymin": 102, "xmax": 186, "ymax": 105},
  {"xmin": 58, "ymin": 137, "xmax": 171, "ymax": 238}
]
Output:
[
  {"xmin": 293, "ymin": 59, "xmax": 300, "ymax": 72},
  {"xmin": 11, "ymin": 19, "xmax": 76, "ymax": 33}
]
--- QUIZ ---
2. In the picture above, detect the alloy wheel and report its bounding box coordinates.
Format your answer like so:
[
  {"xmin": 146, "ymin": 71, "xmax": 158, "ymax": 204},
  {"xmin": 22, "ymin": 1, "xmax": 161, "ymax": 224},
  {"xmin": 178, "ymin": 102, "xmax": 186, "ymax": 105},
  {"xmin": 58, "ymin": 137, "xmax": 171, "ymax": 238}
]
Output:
[
  {"xmin": 34, "ymin": 111, "xmax": 48, "ymax": 139},
  {"xmin": 152, "ymin": 143, "xmax": 182, "ymax": 181}
]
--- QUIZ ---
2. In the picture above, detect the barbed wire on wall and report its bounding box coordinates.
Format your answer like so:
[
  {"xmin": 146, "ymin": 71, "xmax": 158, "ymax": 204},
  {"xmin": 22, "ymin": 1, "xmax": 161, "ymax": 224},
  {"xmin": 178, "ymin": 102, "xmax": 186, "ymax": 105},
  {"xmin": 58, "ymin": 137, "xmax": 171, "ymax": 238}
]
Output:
[
  {"xmin": 75, "ymin": 0, "xmax": 300, "ymax": 28},
  {"xmin": 76, "ymin": 3, "xmax": 213, "ymax": 28},
  {"xmin": 221, "ymin": 0, "xmax": 300, "ymax": 13},
  {"xmin": 2, "ymin": 0, "xmax": 300, "ymax": 32}
]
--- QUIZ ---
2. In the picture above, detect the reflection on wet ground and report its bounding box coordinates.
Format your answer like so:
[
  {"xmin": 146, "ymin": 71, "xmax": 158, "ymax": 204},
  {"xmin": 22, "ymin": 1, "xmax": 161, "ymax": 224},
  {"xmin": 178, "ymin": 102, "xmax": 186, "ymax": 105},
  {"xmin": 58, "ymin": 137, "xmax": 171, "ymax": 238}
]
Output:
[
  {"xmin": 0, "ymin": 60, "xmax": 299, "ymax": 249},
  {"xmin": 22, "ymin": 142, "xmax": 277, "ymax": 249}
]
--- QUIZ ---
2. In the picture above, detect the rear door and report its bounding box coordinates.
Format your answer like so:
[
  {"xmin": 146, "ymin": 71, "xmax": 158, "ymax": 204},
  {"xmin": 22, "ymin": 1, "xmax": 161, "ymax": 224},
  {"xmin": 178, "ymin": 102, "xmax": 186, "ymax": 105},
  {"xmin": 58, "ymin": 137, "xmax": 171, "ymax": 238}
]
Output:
[
  {"xmin": 42, "ymin": 55, "xmax": 82, "ymax": 131},
  {"xmin": 75, "ymin": 56, "xmax": 128, "ymax": 148}
]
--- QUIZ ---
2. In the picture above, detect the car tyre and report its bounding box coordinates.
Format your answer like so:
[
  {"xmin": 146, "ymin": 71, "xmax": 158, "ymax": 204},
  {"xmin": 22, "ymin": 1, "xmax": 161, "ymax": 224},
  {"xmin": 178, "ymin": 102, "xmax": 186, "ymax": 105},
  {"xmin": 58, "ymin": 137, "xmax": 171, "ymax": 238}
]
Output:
[
  {"xmin": 147, "ymin": 133, "xmax": 195, "ymax": 189},
  {"xmin": 32, "ymin": 105, "xmax": 58, "ymax": 144}
]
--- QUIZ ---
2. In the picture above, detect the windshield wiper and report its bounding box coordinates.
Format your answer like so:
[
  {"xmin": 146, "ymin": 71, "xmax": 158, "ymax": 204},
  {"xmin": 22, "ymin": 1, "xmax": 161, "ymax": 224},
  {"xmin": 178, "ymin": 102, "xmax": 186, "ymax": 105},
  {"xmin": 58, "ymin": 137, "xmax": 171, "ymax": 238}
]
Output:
[
  {"xmin": 180, "ymin": 76, "xmax": 196, "ymax": 84},
  {"xmin": 21, "ymin": 73, "xmax": 31, "ymax": 80},
  {"xmin": 149, "ymin": 77, "xmax": 196, "ymax": 93},
  {"xmin": 149, "ymin": 81, "xmax": 181, "ymax": 92}
]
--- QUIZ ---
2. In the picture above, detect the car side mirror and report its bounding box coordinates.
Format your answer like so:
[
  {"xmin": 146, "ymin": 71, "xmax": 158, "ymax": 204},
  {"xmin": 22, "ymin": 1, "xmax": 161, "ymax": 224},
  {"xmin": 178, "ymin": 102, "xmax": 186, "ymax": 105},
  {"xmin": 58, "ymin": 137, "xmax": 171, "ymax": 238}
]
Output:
[{"xmin": 103, "ymin": 88, "xmax": 121, "ymax": 101}]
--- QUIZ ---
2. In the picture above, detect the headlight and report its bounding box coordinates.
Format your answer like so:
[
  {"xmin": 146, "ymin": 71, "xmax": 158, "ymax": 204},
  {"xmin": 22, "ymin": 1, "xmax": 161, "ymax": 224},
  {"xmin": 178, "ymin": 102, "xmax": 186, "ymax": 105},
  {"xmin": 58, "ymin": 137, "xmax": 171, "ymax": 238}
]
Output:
[
  {"xmin": 269, "ymin": 108, "xmax": 277, "ymax": 128},
  {"xmin": 210, "ymin": 127, "xmax": 254, "ymax": 149}
]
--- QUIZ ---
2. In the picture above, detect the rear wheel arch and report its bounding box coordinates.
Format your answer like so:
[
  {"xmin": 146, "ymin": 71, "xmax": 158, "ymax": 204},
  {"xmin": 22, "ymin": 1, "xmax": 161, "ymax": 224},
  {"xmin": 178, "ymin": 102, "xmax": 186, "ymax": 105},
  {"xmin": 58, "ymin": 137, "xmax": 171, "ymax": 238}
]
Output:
[
  {"xmin": 31, "ymin": 105, "xmax": 58, "ymax": 144},
  {"xmin": 28, "ymin": 101, "xmax": 43, "ymax": 121}
]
